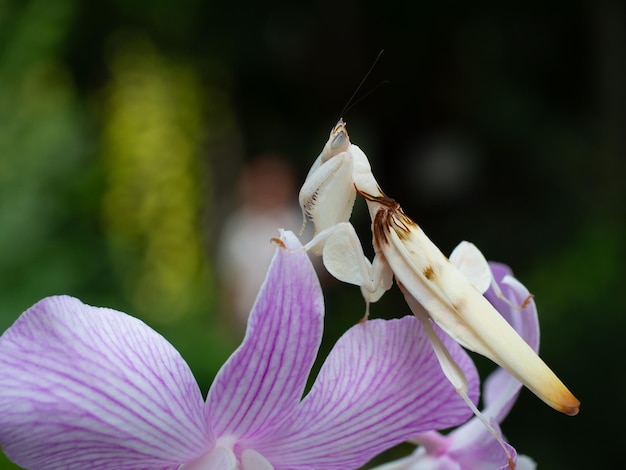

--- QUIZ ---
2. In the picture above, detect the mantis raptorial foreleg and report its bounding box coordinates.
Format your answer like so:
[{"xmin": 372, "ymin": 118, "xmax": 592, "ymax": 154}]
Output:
[
  {"xmin": 297, "ymin": 121, "xmax": 393, "ymax": 316},
  {"xmin": 302, "ymin": 221, "xmax": 393, "ymax": 314},
  {"xmin": 298, "ymin": 122, "xmax": 356, "ymax": 242},
  {"xmin": 298, "ymin": 157, "xmax": 356, "ymax": 244}
]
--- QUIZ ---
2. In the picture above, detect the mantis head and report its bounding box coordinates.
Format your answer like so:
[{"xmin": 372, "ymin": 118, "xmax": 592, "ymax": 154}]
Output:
[
  {"xmin": 322, "ymin": 119, "xmax": 351, "ymax": 160},
  {"xmin": 298, "ymin": 119, "xmax": 358, "ymax": 235}
]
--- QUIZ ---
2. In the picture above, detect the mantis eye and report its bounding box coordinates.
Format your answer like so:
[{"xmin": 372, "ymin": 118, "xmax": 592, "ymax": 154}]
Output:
[{"xmin": 331, "ymin": 130, "xmax": 347, "ymax": 151}]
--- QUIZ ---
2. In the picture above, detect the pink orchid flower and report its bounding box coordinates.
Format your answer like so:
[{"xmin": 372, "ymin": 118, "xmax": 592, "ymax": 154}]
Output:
[{"xmin": 0, "ymin": 231, "xmax": 479, "ymax": 470}]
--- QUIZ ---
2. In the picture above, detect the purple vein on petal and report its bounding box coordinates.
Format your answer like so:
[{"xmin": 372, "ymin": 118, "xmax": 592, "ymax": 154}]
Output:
[
  {"xmin": 206, "ymin": 231, "xmax": 324, "ymax": 442},
  {"xmin": 0, "ymin": 296, "xmax": 211, "ymax": 468},
  {"xmin": 255, "ymin": 317, "xmax": 478, "ymax": 470}
]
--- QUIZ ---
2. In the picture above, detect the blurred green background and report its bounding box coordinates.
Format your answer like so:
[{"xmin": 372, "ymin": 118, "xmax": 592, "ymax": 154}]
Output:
[{"xmin": 0, "ymin": 0, "xmax": 624, "ymax": 468}]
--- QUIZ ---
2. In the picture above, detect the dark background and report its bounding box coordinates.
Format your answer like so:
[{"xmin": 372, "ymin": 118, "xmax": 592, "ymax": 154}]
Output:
[{"xmin": 1, "ymin": 0, "xmax": 624, "ymax": 468}]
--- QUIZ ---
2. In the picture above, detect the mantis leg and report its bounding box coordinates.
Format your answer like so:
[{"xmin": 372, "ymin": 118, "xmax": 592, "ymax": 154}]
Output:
[
  {"xmin": 450, "ymin": 241, "xmax": 532, "ymax": 310},
  {"xmin": 303, "ymin": 222, "xmax": 393, "ymax": 317},
  {"xmin": 399, "ymin": 282, "xmax": 515, "ymax": 468}
]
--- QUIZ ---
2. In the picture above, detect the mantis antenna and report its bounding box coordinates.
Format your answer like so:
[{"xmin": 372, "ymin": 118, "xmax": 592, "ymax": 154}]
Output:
[
  {"xmin": 339, "ymin": 50, "xmax": 387, "ymax": 119},
  {"xmin": 298, "ymin": 53, "xmax": 385, "ymax": 238}
]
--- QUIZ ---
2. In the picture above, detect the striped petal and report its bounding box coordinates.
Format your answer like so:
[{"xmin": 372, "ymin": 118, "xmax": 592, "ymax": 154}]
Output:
[
  {"xmin": 206, "ymin": 230, "xmax": 324, "ymax": 442},
  {"xmin": 482, "ymin": 262, "xmax": 540, "ymax": 422},
  {"xmin": 256, "ymin": 315, "xmax": 479, "ymax": 470},
  {"xmin": 375, "ymin": 263, "xmax": 541, "ymax": 470},
  {"xmin": 440, "ymin": 263, "xmax": 541, "ymax": 467},
  {"xmin": 0, "ymin": 296, "xmax": 212, "ymax": 469},
  {"xmin": 485, "ymin": 263, "xmax": 539, "ymax": 351}
]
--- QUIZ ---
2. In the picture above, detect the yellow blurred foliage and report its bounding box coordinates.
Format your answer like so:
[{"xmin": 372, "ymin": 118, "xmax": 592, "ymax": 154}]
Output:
[{"xmin": 101, "ymin": 34, "xmax": 209, "ymax": 322}]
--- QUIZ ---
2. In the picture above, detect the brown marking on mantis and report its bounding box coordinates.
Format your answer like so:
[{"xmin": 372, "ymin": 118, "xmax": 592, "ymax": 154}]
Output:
[
  {"xmin": 392, "ymin": 211, "xmax": 418, "ymax": 241},
  {"xmin": 423, "ymin": 265, "xmax": 435, "ymax": 280},
  {"xmin": 372, "ymin": 208, "xmax": 392, "ymax": 248},
  {"xmin": 357, "ymin": 189, "xmax": 390, "ymax": 203},
  {"xmin": 360, "ymin": 190, "xmax": 419, "ymax": 244}
]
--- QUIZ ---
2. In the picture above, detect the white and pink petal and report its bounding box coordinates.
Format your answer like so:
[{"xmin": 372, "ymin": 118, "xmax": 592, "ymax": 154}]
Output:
[
  {"xmin": 0, "ymin": 296, "xmax": 212, "ymax": 469},
  {"xmin": 484, "ymin": 263, "xmax": 539, "ymax": 352},
  {"xmin": 206, "ymin": 231, "xmax": 324, "ymax": 444},
  {"xmin": 483, "ymin": 263, "xmax": 540, "ymax": 422},
  {"xmin": 255, "ymin": 316, "xmax": 479, "ymax": 470},
  {"xmin": 385, "ymin": 263, "xmax": 541, "ymax": 470}
]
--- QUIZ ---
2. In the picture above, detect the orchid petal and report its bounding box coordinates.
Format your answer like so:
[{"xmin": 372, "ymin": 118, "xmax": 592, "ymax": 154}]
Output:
[
  {"xmin": 372, "ymin": 263, "xmax": 541, "ymax": 470},
  {"xmin": 485, "ymin": 263, "xmax": 539, "ymax": 352},
  {"xmin": 256, "ymin": 316, "xmax": 479, "ymax": 470},
  {"xmin": 373, "ymin": 446, "xmax": 460, "ymax": 470},
  {"xmin": 445, "ymin": 419, "xmax": 518, "ymax": 470},
  {"xmin": 241, "ymin": 449, "xmax": 274, "ymax": 470},
  {"xmin": 179, "ymin": 447, "xmax": 237, "ymax": 470},
  {"xmin": 377, "ymin": 420, "xmax": 518, "ymax": 470},
  {"xmin": 482, "ymin": 263, "xmax": 540, "ymax": 422},
  {"xmin": 0, "ymin": 296, "xmax": 212, "ymax": 470},
  {"xmin": 433, "ymin": 264, "xmax": 540, "ymax": 468},
  {"xmin": 206, "ymin": 230, "xmax": 324, "ymax": 442}
]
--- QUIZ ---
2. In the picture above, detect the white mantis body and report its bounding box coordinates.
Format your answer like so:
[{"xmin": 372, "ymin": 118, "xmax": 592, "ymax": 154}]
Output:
[{"xmin": 299, "ymin": 119, "xmax": 580, "ymax": 467}]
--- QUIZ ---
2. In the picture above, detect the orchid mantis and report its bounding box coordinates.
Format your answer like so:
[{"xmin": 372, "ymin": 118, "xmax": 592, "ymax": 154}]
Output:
[{"xmin": 298, "ymin": 119, "xmax": 580, "ymax": 467}]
